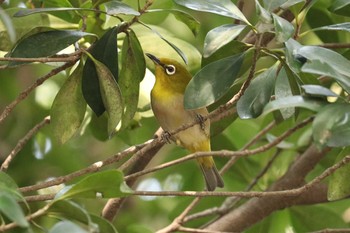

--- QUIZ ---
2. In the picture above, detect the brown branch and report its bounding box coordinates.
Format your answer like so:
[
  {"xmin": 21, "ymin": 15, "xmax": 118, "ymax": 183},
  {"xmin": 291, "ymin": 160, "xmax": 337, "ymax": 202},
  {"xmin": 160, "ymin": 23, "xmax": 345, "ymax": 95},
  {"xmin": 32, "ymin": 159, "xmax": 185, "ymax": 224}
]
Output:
[
  {"xmin": 1, "ymin": 116, "xmax": 50, "ymax": 171},
  {"xmin": 0, "ymin": 60, "xmax": 78, "ymax": 125},
  {"xmin": 205, "ymin": 145, "xmax": 332, "ymax": 232},
  {"xmin": 0, "ymin": 54, "xmax": 81, "ymax": 63},
  {"xmin": 318, "ymin": 43, "xmax": 350, "ymax": 49}
]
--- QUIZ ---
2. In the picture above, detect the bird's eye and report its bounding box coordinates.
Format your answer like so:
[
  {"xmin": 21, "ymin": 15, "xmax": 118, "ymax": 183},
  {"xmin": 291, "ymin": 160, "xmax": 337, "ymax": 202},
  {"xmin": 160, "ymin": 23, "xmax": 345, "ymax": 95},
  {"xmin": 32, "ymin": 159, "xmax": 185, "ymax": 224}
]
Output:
[{"xmin": 165, "ymin": 65, "xmax": 176, "ymax": 75}]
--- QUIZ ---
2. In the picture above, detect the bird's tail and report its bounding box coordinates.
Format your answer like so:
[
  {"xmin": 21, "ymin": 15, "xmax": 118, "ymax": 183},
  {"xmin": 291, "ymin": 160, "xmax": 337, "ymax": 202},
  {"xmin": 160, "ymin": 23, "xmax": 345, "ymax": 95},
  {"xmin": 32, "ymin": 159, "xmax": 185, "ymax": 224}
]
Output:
[{"xmin": 197, "ymin": 156, "xmax": 224, "ymax": 191}]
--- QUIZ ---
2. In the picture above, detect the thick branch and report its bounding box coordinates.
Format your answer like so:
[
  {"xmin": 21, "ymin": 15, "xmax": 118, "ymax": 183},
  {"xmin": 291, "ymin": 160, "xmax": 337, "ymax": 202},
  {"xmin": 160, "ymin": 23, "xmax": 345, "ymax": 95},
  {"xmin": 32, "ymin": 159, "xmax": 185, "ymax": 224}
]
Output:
[{"xmin": 206, "ymin": 145, "xmax": 330, "ymax": 232}]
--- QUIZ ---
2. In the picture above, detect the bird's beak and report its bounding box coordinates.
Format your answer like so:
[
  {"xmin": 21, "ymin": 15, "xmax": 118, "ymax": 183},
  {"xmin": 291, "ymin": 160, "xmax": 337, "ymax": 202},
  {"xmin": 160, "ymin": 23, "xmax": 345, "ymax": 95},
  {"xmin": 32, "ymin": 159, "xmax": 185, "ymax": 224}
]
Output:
[{"xmin": 146, "ymin": 53, "xmax": 162, "ymax": 66}]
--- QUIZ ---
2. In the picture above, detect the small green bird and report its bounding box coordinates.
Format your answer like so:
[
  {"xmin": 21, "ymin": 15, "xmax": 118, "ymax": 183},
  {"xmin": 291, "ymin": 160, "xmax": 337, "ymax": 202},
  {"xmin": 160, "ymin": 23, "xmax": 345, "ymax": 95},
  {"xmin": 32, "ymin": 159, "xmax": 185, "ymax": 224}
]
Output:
[{"xmin": 147, "ymin": 53, "xmax": 224, "ymax": 191}]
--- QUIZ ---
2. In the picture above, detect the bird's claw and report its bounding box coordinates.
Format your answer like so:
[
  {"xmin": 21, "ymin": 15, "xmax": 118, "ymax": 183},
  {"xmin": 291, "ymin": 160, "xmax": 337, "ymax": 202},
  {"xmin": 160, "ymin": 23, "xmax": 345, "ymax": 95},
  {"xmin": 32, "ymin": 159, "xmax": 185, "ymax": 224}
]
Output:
[
  {"xmin": 161, "ymin": 131, "xmax": 172, "ymax": 144},
  {"xmin": 196, "ymin": 114, "xmax": 206, "ymax": 131}
]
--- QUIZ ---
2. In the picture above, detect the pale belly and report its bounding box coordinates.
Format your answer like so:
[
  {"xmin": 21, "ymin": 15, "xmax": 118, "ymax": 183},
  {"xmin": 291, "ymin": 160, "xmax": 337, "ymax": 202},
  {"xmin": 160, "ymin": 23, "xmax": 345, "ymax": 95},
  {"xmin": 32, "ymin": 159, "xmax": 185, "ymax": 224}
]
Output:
[{"xmin": 151, "ymin": 93, "xmax": 211, "ymax": 152}]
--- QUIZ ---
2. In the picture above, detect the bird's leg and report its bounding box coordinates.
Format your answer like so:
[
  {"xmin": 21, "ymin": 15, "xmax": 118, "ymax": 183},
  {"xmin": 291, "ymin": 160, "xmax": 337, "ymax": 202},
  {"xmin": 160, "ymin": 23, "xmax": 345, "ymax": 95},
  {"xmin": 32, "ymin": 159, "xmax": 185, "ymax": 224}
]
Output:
[
  {"xmin": 161, "ymin": 131, "xmax": 172, "ymax": 144},
  {"xmin": 196, "ymin": 114, "xmax": 206, "ymax": 131}
]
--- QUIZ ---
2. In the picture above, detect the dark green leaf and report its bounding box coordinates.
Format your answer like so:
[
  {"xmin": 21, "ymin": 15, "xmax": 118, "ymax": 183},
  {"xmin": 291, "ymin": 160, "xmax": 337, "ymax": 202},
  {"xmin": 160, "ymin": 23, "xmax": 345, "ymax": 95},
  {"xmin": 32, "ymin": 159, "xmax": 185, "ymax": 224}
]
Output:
[
  {"xmin": 203, "ymin": 24, "xmax": 246, "ymax": 58},
  {"xmin": 51, "ymin": 62, "xmax": 86, "ymax": 144},
  {"xmin": 297, "ymin": 46, "xmax": 350, "ymax": 93},
  {"xmin": 275, "ymin": 67, "xmax": 295, "ymax": 119},
  {"xmin": 49, "ymin": 220, "xmax": 88, "ymax": 233},
  {"xmin": 0, "ymin": 193, "xmax": 28, "ymax": 228},
  {"xmin": 272, "ymin": 13, "xmax": 294, "ymax": 43},
  {"xmin": 147, "ymin": 9, "xmax": 200, "ymax": 36},
  {"xmin": 55, "ymin": 170, "xmax": 132, "ymax": 200},
  {"xmin": 312, "ymin": 103, "xmax": 350, "ymax": 147},
  {"xmin": 86, "ymin": 53, "xmax": 123, "ymax": 137},
  {"xmin": 301, "ymin": 85, "xmax": 338, "ymax": 97},
  {"xmin": 263, "ymin": 96, "xmax": 325, "ymax": 115},
  {"xmin": 8, "ymin": 30, "xmax": 95, "ymax": 66},
  {"xmin": 237, "ymin": 63, "xmax": 279, "ymax": 119},
  {"xmin": 184, "ymin": 52, "xmax": 245, "ymax": 109},
  {"xmin": 119, "ymin": 30, "xmax": 145, "ymax": 129},
  {"xmin": 174, "ymin": 0, "xmax": 251, "ymax": 25},
  {"xmin": 329, "ymin": 0, "xmax": 350, "ymax": 17},
  {"xmin": 328, "ymin": 148, "xmax": 350, "ymax": 201},
  {"xmin": 82, "ymin": 26, "xmax": 119, "ymax": 116},
  {"xmin": 103, "ymin": 1, "xmax": 140, "ymax": 16}
]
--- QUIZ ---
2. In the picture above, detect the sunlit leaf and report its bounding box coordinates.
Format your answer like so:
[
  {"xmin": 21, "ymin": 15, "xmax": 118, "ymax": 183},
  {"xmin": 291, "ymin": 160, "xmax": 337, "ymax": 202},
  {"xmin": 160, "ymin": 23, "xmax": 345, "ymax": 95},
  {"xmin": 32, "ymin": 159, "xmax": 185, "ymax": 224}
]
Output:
[
  {"xmin": 312, "ymin": 103, "xmax": 350, "ymax": 147},
  {"xmin": 174, "ymin": 0, "xmax": 251, "ymax": 25},
  {"xmin": 184, "ymin": 52, "xmax": 245, "ymax": 109},
  {"xmin": 0, "ymin": 8, "xmax": 16, "ymax": 44},
  {"xmin": 301, "ymin": 85, "xmax": 338, "ymax": 97},
  {"xmin": 103, "ymin": 1, "xmax": 140, "ymax": 16},
  {"xmin": 272, "ymin": 13, "xmax": 294, "ymax": 43},
  {"xmin": 51, "ymin": 62, "xmax": 86, "ymax": 144},
  {"xmin": 55, "ymin": 170, "xmax": 132, "ymax": 200},
  {"xmin": 263, "ymin": 96, "xmax": 325, "ymax": 115},
  {"xmin": 8, "ymin": 30, "xmax": 95, "ymax": 66},
  {"xmin": 49, "ymin": 220, "xmax": 88, "ymax": 233},
  {"xmin": 284, "ymin": 38, "xmax": 303, "ymax": 73},
  {"xmin": 328, "ymin": 148, "xmax": 350, "ymax": 201},
  {"xmin": 82, "ymin": 26, "xmax": 119, "ymax": 116},
  {"xmin": 280, "ymin": 0, "xmax": 304, "ymax": 9},
  {"xmin": 0, "ymin": 193, "xmax": 28, "ymax": 228},
  {"xmin": 237, "ymin": 63, "xmax": 279, "ymax": 119},
  {"xmin": 255, "ymin": 0, "xmax": 272, "ymax": 24},
  {"xmin": 85, "ymin": 53, "xmax": 123, "ymax": 137},
  {"xmin": 329, "ymin": 0, "xmax": 350, "ymax": 17},
  {"xmin": 140, "ymin": 23, "xmax": 188, "ymax": 64},
  {"xmin": 119, "ymin": 30, "xmax": 145, "ymax": 129},
  {"xmin": 203, "ymin": 24, "xmax": 246, "ymax": 58}
]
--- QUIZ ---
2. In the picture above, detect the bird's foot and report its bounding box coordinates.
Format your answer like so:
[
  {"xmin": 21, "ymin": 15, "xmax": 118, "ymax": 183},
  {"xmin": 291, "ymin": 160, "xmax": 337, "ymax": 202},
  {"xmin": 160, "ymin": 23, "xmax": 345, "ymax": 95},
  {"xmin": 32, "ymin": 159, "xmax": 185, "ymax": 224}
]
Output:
[
  {"xmin": 196, "ymin": 114, "xmax": 206, "ymax": 131},
  {"xmin": 161, "ymin": 131, "xmax": 172, "ymax": 144}
]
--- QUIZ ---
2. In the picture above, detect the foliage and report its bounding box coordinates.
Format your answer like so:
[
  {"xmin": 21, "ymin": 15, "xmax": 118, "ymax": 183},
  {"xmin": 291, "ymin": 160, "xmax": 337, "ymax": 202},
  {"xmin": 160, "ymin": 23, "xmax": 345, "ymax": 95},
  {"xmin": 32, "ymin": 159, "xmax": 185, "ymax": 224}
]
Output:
[{"xmin": 1, "ymin": 0, "xmax": 350, "ymax": 232}]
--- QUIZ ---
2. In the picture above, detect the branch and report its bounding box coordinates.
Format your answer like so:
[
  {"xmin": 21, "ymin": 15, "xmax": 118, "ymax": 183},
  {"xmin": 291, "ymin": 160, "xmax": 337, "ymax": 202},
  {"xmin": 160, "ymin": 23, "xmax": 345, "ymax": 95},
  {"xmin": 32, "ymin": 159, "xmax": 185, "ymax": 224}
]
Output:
[
  {"xmin": 1, "ymin": 116, "xmax": 50, "ymax": 171},
  {"xmin": 205, "ymin": 145, "xmax": 332, "ymax": 232}
]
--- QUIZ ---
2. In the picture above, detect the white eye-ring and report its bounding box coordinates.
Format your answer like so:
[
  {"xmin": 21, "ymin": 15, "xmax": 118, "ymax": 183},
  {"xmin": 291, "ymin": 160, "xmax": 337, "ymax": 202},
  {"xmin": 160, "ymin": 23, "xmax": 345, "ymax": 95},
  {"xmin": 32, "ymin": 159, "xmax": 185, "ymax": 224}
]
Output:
[{"xmin": 165, "ymin": 65, "xmax": 176, "ymax": 75}]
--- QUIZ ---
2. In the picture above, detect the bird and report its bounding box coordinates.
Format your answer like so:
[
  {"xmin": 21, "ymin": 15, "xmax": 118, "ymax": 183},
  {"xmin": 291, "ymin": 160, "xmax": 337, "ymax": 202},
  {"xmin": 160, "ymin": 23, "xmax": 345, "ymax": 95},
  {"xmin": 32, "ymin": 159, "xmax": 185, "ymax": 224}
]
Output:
[{"xmin": 146, "ymin": 53, "xmax": 224, "ymax": 191}]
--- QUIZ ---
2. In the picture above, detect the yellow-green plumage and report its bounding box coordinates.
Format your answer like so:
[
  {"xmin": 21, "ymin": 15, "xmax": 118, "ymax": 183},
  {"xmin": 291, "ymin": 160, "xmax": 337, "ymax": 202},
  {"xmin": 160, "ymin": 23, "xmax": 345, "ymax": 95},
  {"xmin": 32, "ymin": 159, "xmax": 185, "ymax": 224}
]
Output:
[{"xmin": 147, "ymin": 54, "xmax": 224, "ymax": 191}]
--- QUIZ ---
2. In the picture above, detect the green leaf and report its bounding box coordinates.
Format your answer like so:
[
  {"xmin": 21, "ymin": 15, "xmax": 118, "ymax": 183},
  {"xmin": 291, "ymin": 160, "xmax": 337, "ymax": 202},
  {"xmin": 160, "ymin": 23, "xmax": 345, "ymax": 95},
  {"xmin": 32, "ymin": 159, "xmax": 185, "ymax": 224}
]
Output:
[
  {"xmin": 140, "ymin": 23, "xmax": 188, "ymax": 64},
  {"xmin": 8, "ymin": 30, "xmax": 95, "ymax": 66},
  {"xmin": 51, "ymin": 62, "xmax": 86, "ymax": 144},
  {"xmin": 86, "ymin": 53, "xmax": 123, "ymax": 137},
  {"xmin": 329, "ymin": 0, "xmax": 350, "ymax": 17},
  {"xmin": 306, "ymin": 8, "xmax": 337, "ymax": 43},
  {"xmin": 280, "ymin": 0, "xmax": 304, "ymax": 9},
  {"xmin": 55, "ymin": 170, "xmax": 132, "ymax": 200},
  {"xmin": 263, "ymin": 96, "xmax": 325, "ymax": 115},
  {"xmin": 272, "ymin": 13, "xmax": 294, "ymax": 43},
  {"xmin": 275, "ymin": 67, "xmax": 295, "ymax": 119},
  {"xmin": 301, "ymin": 85, "xmax": 338, "ymax": 97},
  {"xmin": 0, "ymin": 172, "xmax": 24, "ymax": 201},
  {"xmin": 14, "ymin": 7, "xmax": 97, "ymax": 17},
  {"xmin": 49, "ymin": 220, "xmax": 88, "ymax": 233},
  {"xmin": 82, "ymin": 26, "xmax": 119, "ymax": 116},
  {"xmin": 174, "ymin": 0, "xmax": 251, "ymax": 25},
  {"xmin": 203, "ymin": 24, "xmax": 246, "ymax": 58},
  {"xmin": 284, "ymin": 38, "xmax": 303, "ymax": 73},
  {"xmin": 328, "ymin": 148, "xmax": 350, "ymax": 201},
  {"xmin": 147, "ymin": 9, "xmax": 200, "ymax": 36},
  {"xmin": 255, "ymin": 0, "xmax": 272, "ymax": 24},
  {"xmin": 312, "ymin": 103, "xmax": 350, "ymax": 147},
  {"xmin": 0, "ymin": 192, "xmax": 29, "ymax": 228},
  {"xmin": 297, "ymin": 46, "xmax": 350, "ymax": 93},
  {"xmin": 49, "ymin": 200, "xmax": 118, "ymax": 233},
  {"xmin": 103, "ymin": 1, "xmax": 140, "ymax": 16},
  {"xmin": 237, "ymin": 63, "xmax": 279, "ymax": 119},
  {"xmin": 184, "ymin": 52, "xmax": 245, "ymax": 109},
  {"xmin": 313, "ymin": 22, "xmax": 350, "ymax": 33},
  {"xmin": 119, "ymin": 30, "xmax": 145, "ymax": 129},
  {"xmin": 0, "ymin": 7, "xmax": 16, "ymax": 44}
]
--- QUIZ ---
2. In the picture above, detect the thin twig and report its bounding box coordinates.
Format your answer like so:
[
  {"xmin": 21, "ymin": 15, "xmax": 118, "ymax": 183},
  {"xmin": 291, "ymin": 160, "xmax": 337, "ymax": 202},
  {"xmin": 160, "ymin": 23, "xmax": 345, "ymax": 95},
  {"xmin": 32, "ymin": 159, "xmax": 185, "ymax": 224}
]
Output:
[
  {"xmin": 0, "ymin": 60, "xmax": 78, "ymax": 125},
  {"xmin": 1, "ymin": 116, "xmax": 50, "ymax": 171},
  {"xmin": 318, "ymin": 43, "xmax": 350, "ymax": 49},
  {"xmin": 0, "ymin": 55, "xmax": 81, "ymax": 63}
]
